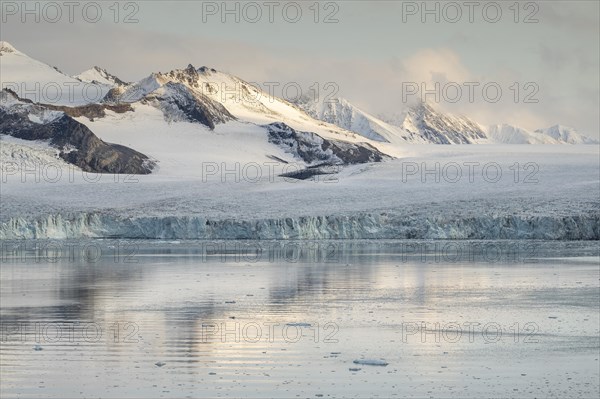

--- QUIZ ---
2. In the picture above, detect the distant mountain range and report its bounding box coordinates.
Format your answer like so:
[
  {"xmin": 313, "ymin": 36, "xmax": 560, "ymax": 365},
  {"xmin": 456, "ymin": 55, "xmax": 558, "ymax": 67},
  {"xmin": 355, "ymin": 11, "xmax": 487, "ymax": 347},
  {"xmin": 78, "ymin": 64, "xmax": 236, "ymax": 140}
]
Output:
[
  {"xmin": 0, "ymin": 40, "xmax": 597, "ymax": 175},
  {"xmin": 295, "ymin": 95, "xmax": 597, "ymax": 146}
]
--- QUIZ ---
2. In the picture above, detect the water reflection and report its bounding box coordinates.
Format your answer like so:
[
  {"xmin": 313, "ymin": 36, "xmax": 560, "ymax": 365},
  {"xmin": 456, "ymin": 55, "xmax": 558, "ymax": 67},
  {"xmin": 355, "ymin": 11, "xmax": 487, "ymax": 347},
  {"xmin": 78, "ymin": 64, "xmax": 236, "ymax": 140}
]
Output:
[{"xmin": 1, "ymin": 240, "xmax": 599, "ymax": 398}]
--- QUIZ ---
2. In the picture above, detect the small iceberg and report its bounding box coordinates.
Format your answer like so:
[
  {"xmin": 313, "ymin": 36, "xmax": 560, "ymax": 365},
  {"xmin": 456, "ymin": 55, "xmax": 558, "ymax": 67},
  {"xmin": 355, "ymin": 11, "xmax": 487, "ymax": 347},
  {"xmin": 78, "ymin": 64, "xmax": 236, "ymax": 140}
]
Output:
[
  {"xmin": 286, "ymin": 322, "xmax": 312, "ymax": 327},
  {"xmin": 353, "ymin": 359, "xmax": 388, "ymax": 366}
]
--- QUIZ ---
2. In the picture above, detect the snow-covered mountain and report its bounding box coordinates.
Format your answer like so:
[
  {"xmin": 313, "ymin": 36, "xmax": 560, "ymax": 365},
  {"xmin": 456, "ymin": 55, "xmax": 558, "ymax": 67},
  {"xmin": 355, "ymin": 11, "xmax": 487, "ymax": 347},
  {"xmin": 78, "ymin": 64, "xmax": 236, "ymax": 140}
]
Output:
[
  {"xmin": 1, "ymin": 42, "xmax": 389, "ymax": 176},
  {"xmin": 295, "ymin": 96, "xmax": 404, "ymax": 143},
  {"xmin": 487, "ymin": 124, "xmax": 559, "ymax": 144},
  {"xmin": 0, "ymin": 41, "xmax": 110, "ymax": 105},
  {"xmin": 137, "ymin": 81, "xmax": 235, "ymax": 129},
  {"xmin": 0, "ymin": 41, "xmax": 18, "ymax": 54},
  {"xmin": 107, "ymin": 65, "xmax": 362, "ymax": 138},
  {"xmin": 75, "ymin": 66, "xmax": 128, "ymax": 87},
  {"xmin": 535, "ymin": 125, "xmax": 599, "ymax": 145},
  {"xmin": 0, "ymin": 89, "xmax": 154, "ymax": 174},
  {"xmin": 97, "ymin": 63, "xmax": 380, "ymax": 151},
  {"xmin": 297, "ymin": 95, "xmax": 598, "ymax": 146},
  {"xmin": 486, "ymin": 124, "xmax": 599, "ymax": 145},
  {"xmin": 295, "ymin": 96, "xmax": 493, "ymax": 144},
  {"xmin": 382, "ymin": 102, "xmax": 489, "ymax": 144},
  {"xmin": 1, "ymin": 40, "xmax": 597, "ymax": 180}
]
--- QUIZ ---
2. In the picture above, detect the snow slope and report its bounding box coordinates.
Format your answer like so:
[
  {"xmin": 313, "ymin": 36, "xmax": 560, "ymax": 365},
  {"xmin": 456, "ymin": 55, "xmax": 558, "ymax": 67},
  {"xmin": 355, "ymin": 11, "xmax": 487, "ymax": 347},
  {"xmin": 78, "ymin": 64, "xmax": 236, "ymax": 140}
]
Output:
[
  {"xmin": 0, "ymin": 135, "xmax": 67, "ymax": 172},
  {"xmin": 75, "ymin": 66, "xmax": 128, "ymax": 87},
  {"xmin": 71, "ymin": 104, "xmax": 302, "ymax": 177},
  {"xmin": 0, "ymin": 41, "xmax": 110, "ymax": 105},
  {"xmin": 487, "ymin": 124, "xmax": 559, "ymax": 144},
  {"xmin": 296, "ymin": 96, "xmax": 407, "ymax": 143}
]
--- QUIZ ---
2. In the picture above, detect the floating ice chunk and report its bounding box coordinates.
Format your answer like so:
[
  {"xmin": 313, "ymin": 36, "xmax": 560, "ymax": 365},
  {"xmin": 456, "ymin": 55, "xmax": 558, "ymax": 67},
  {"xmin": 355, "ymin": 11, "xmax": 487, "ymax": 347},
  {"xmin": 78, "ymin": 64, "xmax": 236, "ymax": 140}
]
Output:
[
  {"xmin": 286, "ymin": 322, "xmax": 312, "ymax": 327},
  {"xmin": 353, "ymin": 359, "xmax": 388, "ymax": 366}
]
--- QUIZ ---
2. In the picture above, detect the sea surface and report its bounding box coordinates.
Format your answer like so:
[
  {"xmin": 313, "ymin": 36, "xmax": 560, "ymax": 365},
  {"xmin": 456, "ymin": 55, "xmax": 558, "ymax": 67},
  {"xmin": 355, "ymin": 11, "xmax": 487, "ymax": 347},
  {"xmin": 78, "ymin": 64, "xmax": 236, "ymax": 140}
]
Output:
[{"xmin": 1, "ymin": 240, "xmax": 599, "ymax": 398}]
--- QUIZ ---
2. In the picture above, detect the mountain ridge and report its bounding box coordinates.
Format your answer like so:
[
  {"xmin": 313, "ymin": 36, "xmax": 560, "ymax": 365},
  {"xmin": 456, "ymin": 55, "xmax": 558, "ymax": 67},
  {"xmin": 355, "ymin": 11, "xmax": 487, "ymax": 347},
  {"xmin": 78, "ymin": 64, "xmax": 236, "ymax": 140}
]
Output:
[{"xmin": 1, "ymin": 41, "xmax": 597, "ymax": 146}]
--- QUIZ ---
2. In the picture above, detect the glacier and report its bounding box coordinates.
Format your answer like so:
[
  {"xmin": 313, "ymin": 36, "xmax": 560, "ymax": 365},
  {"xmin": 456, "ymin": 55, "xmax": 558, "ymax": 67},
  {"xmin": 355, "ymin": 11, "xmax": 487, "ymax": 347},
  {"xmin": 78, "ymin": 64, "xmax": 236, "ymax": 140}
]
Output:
[
  {"xmin": 1, "ymin": 211, "xmax": 598, "ymax": 240},
  {"xmin": 2, "ymin": 130, "xmax": 598, "ymax": 240}
]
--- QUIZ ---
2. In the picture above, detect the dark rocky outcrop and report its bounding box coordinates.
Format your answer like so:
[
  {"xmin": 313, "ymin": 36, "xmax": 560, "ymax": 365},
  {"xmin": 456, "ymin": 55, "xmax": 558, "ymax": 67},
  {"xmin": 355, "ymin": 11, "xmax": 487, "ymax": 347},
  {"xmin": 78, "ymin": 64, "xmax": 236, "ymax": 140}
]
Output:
[
  {"xmin": 102, "ymin": 79, "xmax": 235, "ymax": 130},
  {"xmin": 2, "ymin": 88, "xmax": 132, "ymax": 120},
  {"xmin": 49, "ymin": 103, "xmax": 133, "ymax": 120},
  {"xmin": 266, "ymin": 122, "xmax": 389, "ymax": 166},
  {"xmin": 0, "ymin": 90, "xmax": 154, "ymax": 174},
  {"xmin": 279, "ymin": 164, "xmax": 341, "ymax": 180}
]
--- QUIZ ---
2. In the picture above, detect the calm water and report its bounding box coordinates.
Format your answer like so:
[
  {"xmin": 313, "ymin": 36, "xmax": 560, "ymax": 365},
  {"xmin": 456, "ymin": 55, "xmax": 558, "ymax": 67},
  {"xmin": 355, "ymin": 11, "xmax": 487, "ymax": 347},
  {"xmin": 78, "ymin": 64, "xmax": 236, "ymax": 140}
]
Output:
[{"xmin": 1, "ymin": 240, "xmax": 599, "ymax": 398}]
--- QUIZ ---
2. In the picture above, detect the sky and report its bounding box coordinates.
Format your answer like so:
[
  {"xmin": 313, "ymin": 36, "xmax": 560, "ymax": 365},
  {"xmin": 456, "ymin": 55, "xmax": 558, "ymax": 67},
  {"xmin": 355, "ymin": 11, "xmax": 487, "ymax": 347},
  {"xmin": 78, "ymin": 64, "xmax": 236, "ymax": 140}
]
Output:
[{"xmin": 1, "ymin": 0, "xmax": 599, "ymax": 137}]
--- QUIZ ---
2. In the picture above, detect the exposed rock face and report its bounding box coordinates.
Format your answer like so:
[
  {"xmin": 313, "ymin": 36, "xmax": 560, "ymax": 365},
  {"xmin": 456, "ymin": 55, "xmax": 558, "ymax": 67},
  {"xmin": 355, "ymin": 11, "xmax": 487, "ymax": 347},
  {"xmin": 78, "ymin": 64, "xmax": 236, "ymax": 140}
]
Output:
[
  {"xmin": 163, "ymin": 64, "xmax": 203, "ymax": 90},
  {"xmin": 140, "ymin": 82, "xmax": 235, "ymax": 129},
  {"xmin": 266, "ymin": 122, "xmax": 389, "ymax": 165},
  {"xmin": 2, "ymin": 88, "xmax": 132, "ymax": 119},
  {"xmin": 103, "ymin": 78, "xmax": 235, "ymax": 130},
  {"xmin": 49, "ymin": 103, "xmax": 133, "ymax": 120},
  {"xmin": 279, "ymin": 164, "xmax": 341, "ymax": 180},
  {"xmin": 0, "ymin": 90, "xmax": 154, "ymax": 174}
]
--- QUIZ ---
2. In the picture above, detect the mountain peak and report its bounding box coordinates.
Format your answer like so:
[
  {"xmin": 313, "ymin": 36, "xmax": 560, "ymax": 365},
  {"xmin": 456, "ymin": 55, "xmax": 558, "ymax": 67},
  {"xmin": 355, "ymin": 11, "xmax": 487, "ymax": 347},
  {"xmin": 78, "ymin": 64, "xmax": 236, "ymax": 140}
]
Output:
[
  {"xmin": 534, "ymin": 124, "xmax": 598, "ymax": 144},
  {"xmin": 198, "ymin": 66, "xmax": 218, "ymax": 74},
  {"xmin": 0, "ymin": 41, "xmax": 21, "ymax": 55},
  {"xmin": 409, "ymin": 100, "xmax": 437, "ymax": 113},
  {"xmin": 545, "ymin": 124, "xmax": 571, "ymax": 132},
  {"xmin": 76, "ymin": 66, "xmax": 128, "ymax": 87},
  {"xmin": 394, "ymin": 101, "xmax": 488, "ymax": 144}
]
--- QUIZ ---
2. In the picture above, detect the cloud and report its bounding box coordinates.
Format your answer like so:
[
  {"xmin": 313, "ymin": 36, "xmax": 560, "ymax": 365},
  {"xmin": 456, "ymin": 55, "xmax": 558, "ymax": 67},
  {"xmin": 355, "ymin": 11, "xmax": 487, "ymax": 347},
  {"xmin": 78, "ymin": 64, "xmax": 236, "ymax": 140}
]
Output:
[
  {"xmin": 399, "ymin": 48, "xmax": 471, "ymax": 85},
  {"xmin": 2, "ymin": 7, "xmax": 598, "ymax": 138},
  {"xmin": 538, "ymin": 1, "xmax": 600, "ymax": 35}
]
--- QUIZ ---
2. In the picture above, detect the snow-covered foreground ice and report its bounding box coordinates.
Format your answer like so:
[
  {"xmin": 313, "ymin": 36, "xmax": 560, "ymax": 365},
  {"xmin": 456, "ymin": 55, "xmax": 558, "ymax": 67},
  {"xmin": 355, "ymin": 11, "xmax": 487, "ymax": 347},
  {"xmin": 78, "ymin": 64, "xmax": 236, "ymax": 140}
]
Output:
[
  {"xmin": 1, "ymin": 241, "xmax": 598, "ymax": 398},
  {"xmin": 1, "ymin": 135, "xmax": 598, "ymax": 239}
]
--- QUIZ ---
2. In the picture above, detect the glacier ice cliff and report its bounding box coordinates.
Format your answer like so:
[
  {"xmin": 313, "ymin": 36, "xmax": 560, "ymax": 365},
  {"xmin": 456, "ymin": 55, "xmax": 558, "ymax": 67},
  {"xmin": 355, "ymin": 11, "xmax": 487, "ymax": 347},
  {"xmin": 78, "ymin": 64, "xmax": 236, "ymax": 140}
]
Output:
[{"xmin": 1, "ymin": 212, "xmax": 598, "ymax": 240}]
